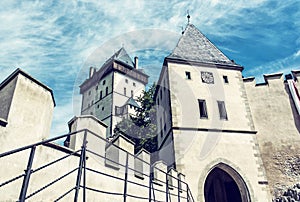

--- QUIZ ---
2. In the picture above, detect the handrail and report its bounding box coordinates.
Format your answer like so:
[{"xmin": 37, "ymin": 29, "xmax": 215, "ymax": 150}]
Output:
[{"xmin": 0, "ymin": 129, "xmax": 85, "ymax": 158}]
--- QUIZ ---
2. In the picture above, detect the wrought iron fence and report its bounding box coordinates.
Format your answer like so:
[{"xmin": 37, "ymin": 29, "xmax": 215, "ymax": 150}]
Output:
[{"xmin": 0, "ymin": 129, "xmax": 195, "ymax": 202}]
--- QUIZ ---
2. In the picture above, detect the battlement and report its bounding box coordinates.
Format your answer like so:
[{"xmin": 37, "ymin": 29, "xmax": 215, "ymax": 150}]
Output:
[{"xmin": 243, "ymin": 70, "xmax": 300, "ymax": 87}]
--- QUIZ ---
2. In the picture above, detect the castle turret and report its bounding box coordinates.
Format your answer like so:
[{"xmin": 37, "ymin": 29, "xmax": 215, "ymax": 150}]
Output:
[
  {"xmin": 155, "ymin": 24, "xmax": 271, "ymax": 201},
  {"xmin": 79, "ymin": 48, "xmax": 148, "ymax": 138}
]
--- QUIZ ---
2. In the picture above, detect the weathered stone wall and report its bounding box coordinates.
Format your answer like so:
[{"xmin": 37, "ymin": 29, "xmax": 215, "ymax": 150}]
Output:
[
  {"xmin": 273, "ymin": 183, "xmax": 300, "ymax": 202},
  {"xmin": 244, "ymin": 73, "xmax": 300, "ymax": 198}
]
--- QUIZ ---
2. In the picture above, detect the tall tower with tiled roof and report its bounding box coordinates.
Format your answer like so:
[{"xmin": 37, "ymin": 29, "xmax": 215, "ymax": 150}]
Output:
[
  {"xmin": 155, "ymin": 24, "xmax": 271, "ymax": 201},
  {"xmin": 80, "ymin": 47, "xmax": 148, "ymax": 137}
]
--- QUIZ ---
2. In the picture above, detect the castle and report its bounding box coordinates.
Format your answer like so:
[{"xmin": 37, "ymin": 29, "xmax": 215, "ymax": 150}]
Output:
[{"xmin": 0, "ymin": 23, "xmax": 300, "ymax": 201}]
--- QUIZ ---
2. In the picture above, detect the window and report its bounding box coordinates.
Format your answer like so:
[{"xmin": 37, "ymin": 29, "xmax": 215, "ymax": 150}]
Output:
[
  {"xmin": 106, "ymin": 87, "xmax": 108, "ymax": 95},
  {"xmin": 124, "ymin": 87, "xmax": 126, "ymax": 96},
  {"xmin": 131, "ymin": 90, "xmax": 134, "ymax": 97},
  {"xmin": 185, "ymin": 71, "xmax": 191, "ymax": 80},
  {"xmin": 97, "ymin": 105, "xmax": 100, "ymax": 108},
  {"xmin": 217, "ymin": 101, "xmax": 228, "ymax": 120},
  {"xmin": 100, "ymin": 91, "xmax": 103, "ymax": 99},
  {"xmin": 102, "ymin": 80, "xmax": 106, "ymax": 85},
  {"xmin": 125, "ymin": 79, "xmax": 128, "ymax": 83},
  {"xmin": 115, "ymin": 106, "xmax": 125, "ymax": 116},
  {"xmin": 91, "ymin": 100, "xmax": 94, "ymax": 105},
  {"xmin": 160, "ymin": 89, "xmax": 162, "ymax": 98},
  {"xmin": 160, "ymin": 118, "xmax": 163, "ymax": 138},
  {"xmin": 133, "ymin": 82, "xmax": 136, "ymax": 87},
  {"xmin": 223, "ymin": 75, "xmax": 229, "ymax": 84},
  {"xmin": 95, "ymin": 85, "xmax": 98, "ymax": 90},
  {"xmin": 198, "ymin": 99, "xmax": 208, "ymax": 118},
  {"xmin": 88, "ymin": 91, "xmax": 91, "ymax": 96},
  {"xmin": 102, "ymin": 107, "xmax": 105, "ymax": 111}
]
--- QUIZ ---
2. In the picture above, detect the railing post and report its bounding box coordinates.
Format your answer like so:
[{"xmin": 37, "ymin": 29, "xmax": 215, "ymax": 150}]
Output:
[
  {"xmin": 123, "ymin": 152, "xmax": 129, "ymax": 202},
  {"xmin": 83, "ymin": 137, "xmax": 87, "ymax": 202},
  {"xmin": 18, "ymin": 146, "xmax": 36, "ymax": 202},
  {"xmin": 148, "ymin": 165, "xmax": 152, "ymax": 202},
  {"xmin": 178, "ymin": 177, "xmax": 180, "ymax": 202},
  {"xmin": 186, "ymin": 184, "xmax": 189, "ymax": 202},
  {"xmin": 74, "ymin": 130, "xmax": 87, "ymax": 202},
  {"xmin": 166, "ymin": 173, "xmax": 169, "ymax": 202}
]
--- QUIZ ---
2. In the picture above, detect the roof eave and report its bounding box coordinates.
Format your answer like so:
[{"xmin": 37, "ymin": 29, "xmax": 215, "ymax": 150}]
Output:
[{"xmin": 165, "ymin": 57, "xmax": 244, "ymax": 71}]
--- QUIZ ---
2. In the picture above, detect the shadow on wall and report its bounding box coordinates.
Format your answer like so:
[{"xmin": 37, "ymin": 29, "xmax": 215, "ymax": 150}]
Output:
[{"xmin": 284, "ymin": 81, "xmax": 300, "ymax": 134}]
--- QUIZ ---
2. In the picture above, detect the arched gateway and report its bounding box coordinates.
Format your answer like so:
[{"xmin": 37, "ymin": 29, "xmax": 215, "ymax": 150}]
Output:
[{"xmin": 204, "ymin": 163, "xmax": 250, "ymax": 202}]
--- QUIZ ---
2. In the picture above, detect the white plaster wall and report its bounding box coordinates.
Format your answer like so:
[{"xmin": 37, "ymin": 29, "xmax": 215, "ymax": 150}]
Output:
[
  {"xmin": 172, "ymin": 130, "xmax": 271, "ymax": 202},
  {"xmin": 167, "ymin": 62, "xmax": 253, "ymax": 131},
  {"xmin": 0, "ymin": 74, "xmax": 54, "ymax": 153},
  {"xmin": 111, "ymin": 71, "xmax": 145, "ymax": 135}
]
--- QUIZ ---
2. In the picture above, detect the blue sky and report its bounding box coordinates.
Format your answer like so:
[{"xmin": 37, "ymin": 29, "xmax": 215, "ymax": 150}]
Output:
[{"xmin": 0, "ymin": 0, "xmax": 299, "ymax": 136}]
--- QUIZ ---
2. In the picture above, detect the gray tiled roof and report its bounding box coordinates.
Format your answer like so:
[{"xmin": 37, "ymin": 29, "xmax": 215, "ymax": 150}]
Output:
[
  {"xmin": 101, "ymin": 47, "xmax": 135, "ymax": 68},
  {"xmin": 114, "ymin": 47, "xmax": 135, "ymax": 67},
  {"xmin": 167, "ymin": 24, "xmax": 236, "ymax": 66},
  {"xmin": 125, "ymin": 97, "xmax": 140, "ymax": 108}
]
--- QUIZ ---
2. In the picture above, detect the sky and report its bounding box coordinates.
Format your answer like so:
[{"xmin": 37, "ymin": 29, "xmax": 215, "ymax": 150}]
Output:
[{"xmin": 0, "ymin": 0, "xmax": 300, "ymax": 136}]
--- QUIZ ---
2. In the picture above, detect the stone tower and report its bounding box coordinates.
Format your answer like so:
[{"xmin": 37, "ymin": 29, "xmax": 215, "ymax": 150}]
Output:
[
  {"xmin": 80, "ymin": 47, "xmax": 148, "ymax": 137},
  {"xmin": 155, "ymin": 24, "xmax": 271, "ymax": 201}
]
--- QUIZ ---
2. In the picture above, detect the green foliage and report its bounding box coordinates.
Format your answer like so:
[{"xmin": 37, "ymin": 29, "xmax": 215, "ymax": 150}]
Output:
[{"xmin": 114, "ymin": 83, "xmax": 157, "ymax": 153}]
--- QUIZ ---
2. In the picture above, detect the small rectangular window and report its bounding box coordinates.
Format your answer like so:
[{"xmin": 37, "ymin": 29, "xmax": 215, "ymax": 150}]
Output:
[
  {"xmin": 131, "ymin": 90, "xmax": 134, "ymax": 97},
  {"xmin": 103, "ymin": 80, "xmax": 106, "ymax": 85},
  {"xmin": 125, "ymin": 79, "xmax": 128, "ymax": 83},
  {"xmin": 185, "ymin": 71, "xmax": 191, "ymax": 80},
  {"xmin": 217, "ymin": 101, "xmax": 228, "ymax": 120},
  {"xmin": 198, "ymin": 99, "xmax": 208, "ymax": 118},
  {"xmin": 124, "ymin": 87, "xmax": 126, "ymax": 96},
  {"xmin": 106, "ymin": 87, "xmax": 108, "ymax": 95},
  {"xmin": 133, "ymin": 82, "xmax": 136, "ymax": 87},
  {"xmin": 223, "ymin": 76, "xmax": 229, "ymax": 83},
  {"xmin": 100, "ymin": 91, "xmax": 103, "ymax": 99},
  {"xmin": 160, "ymin": 118, "xmax": 163, "ymax": 138},
  {"xmin": 95, "ymin": 86, "xmax": 98, "ymax": 90}
]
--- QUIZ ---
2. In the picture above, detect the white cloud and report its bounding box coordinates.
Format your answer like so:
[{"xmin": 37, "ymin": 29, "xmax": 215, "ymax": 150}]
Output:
[
  {"xmin": 246, "ymin": 50, "xmax": 300, "ymax": 81},
  {"xmin": 0, "ymin": 0, "xmax": 299, "ymax": 137}
]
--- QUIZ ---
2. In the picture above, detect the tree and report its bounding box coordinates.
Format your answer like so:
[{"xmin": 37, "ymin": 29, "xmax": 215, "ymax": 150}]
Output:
[{"xmin": 114, "ymin": 83, "xmax": 157, "ymax": 153}]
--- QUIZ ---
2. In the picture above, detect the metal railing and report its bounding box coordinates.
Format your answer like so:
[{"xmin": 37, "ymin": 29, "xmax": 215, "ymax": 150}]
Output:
[{"xmin": 0, "ymin": 129, "xmax": 195, "ymax": 202}]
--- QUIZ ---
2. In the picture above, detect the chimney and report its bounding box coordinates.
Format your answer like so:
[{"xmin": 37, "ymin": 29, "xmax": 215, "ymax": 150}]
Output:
[
  {"xmin": 134, "ymin": 56, "xmax": 138, "ymax": 69},
  {"xmin": 89, "ymin": 66, "xmax": 96, "ymax": 78}
]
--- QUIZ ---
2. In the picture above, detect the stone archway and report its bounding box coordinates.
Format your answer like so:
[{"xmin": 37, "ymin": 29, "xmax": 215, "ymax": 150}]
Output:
[{"xmin": 204, "ymin": 163, "xmax": 250, "ymax": 202}]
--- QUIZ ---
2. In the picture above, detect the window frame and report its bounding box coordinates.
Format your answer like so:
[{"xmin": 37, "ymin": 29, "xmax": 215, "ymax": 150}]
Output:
[
  {"xmin": 198, "ymin": 99, "xmax": 208, "ymax": 119},
  {"xmin": 217, "ymin": 101, "xmax": 228, "ymax": 120},
  {"xmin": 223, "ymin": 75, "xmax": 229, "ymax": 84},
  {"xmin": 185, "ymin": 71, "xmax": 191, "ymax": 80}
]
